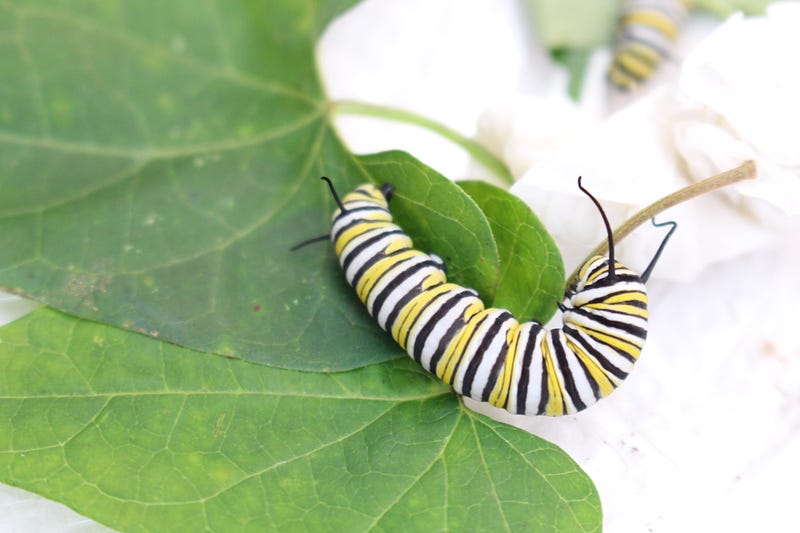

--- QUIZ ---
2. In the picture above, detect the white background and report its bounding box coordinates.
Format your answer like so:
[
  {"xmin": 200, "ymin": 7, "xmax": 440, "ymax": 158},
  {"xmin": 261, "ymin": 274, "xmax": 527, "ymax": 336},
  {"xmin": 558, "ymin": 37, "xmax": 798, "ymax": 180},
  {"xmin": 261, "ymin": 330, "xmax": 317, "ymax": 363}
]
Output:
[{"xmin": 2, "ymin": 1, "xmax": 799, "ymax": 531}]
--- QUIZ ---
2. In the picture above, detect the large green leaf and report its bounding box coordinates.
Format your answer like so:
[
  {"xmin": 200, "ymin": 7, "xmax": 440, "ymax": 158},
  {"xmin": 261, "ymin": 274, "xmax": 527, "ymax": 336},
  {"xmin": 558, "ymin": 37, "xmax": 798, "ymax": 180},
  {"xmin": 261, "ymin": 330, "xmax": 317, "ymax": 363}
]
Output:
[
  {"xmin": 459, "ymin": 181, "xmax": 564, "ymax": 323},
  {"xmin": 0, "ymin": 309, "xmax": 601, "ymax": 532},
  {"xmin": 0, "ymin": 1, "xmax": 506, "ymax": 371}
]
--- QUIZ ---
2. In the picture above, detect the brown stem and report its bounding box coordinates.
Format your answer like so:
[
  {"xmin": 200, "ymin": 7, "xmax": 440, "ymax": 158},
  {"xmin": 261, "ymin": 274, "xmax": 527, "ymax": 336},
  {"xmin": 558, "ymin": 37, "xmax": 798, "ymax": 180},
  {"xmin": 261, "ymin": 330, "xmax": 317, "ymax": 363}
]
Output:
[{"xmin": 565, "ymin": 160, "xmax": 757, "ymax": 290}]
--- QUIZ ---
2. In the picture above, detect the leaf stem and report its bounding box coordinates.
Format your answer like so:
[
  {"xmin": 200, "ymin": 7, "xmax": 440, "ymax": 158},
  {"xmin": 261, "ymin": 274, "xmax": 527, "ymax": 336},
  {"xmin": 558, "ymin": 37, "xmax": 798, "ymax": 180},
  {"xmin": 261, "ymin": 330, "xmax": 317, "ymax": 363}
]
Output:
[
  {"xmin": 565, "ymin": 160, "xmax": 757, "ymax": 289},
  {"xmin": 331, "ymin": 99, "xmax": 515, "ymax": 186}
]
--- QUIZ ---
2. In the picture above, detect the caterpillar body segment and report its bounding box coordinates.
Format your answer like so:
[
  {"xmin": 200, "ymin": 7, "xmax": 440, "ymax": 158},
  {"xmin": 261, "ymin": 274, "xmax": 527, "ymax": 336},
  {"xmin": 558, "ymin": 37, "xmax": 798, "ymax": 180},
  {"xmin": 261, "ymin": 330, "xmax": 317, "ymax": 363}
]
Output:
[
  {"xmin": 609, "ymin": 0, "xmax": 692, "ymax": 91},
  {"xmin": 329, "ymin": 183, "xmax": 656, "ymax": 416}
]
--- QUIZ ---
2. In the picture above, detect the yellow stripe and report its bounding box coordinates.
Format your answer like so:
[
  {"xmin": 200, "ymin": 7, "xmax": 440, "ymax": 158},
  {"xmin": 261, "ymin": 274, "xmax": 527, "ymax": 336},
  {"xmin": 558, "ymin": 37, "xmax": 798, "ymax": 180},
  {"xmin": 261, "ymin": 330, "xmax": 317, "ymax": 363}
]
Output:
[
  {"xmin": 625, "ymin": 41, "xmax": 662, "ymax": 64},
  {"xmin": 541, "ymin": 337, "xmax": 565, "ymax": 416},
  {"xmin": 585, "ymin": 302, "xmax": 648, "ymax": 319},
  {"xmin": 584, "ymin": 290, "xmax": 647, "ymax": 318},
  {"xmin": 436, "ymin": 305, "xmax": 486, "ymax": 384},
  {"xmin": 585, "ymin": 263, "xmax": 610, "ymax": 284},
  {"xmin": 609, "ymin": 67, "xmax": 637, "ymax": 90},
  {"xmin": 393, "ymin": 283, "xmax": 454, "ymax": 349},
  {"xmin": 421, "ymin": 269, "xmax": 446, "ymax": 290},
  {"xmin": 566, "ymin": 339, "xmax": 616, "ymax": 397},
  {"xmin": 617, "ymin": 50, "xmax": 657, "ymax": 79},
  {"xmin": 384, "ymin": 234, "xmax": 412, "ymax": 254},
  {"xmin": 603, "ymin": 291, "xmax": 647, "ymax": 304},
  {"xmin": 488, "ymin": 324, "xmax": 520, "ymax": 408},
  {"xmin": 355, "ymin": 249, "xmax": 419, "ymax": 302},
  {"xmin": 343, "ymin": 185, "xmax": 386, "ymax": 205},
  {"xmin": 623, "ymin": 11, "xmax": 679, "ymax": 39},
  {"xmin": 580, "ymin": 327, "xmax": 644, "ymax": 358},
  {"xmin": 334, "ymin": 221, "xmax": 394, "ymax": 256},
  {"xmin": 390, "ymin": 278, "xmax": 453, "ymax": 342}
]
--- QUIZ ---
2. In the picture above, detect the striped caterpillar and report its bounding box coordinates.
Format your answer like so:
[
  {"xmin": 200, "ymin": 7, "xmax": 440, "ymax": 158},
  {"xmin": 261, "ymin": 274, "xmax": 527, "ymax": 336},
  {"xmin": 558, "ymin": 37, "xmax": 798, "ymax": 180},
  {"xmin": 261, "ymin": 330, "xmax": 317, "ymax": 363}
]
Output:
[
  {"xmin": 296, "ymin": 177, "xmax": 675, "ymax": 416},
  {"xmin": 609, "ymin": 0, "xmax": 691, "ymax": 91}
]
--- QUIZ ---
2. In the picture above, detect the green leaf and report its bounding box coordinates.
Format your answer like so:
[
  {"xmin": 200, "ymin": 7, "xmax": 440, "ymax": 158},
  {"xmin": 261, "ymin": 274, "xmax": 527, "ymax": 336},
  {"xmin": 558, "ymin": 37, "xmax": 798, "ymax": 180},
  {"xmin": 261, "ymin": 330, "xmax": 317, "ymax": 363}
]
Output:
[
  {"xmin": 550, "ymin": 48, "xmax": 592, "ymax": 101},
  {"xmin": 0, "ymin": 309, "xmax": 602, "ymax": 532},
  {"xmin": 694, "ymin": 0, "xmax": 774, "ymax": 17},
  {"xmin": 0, "ymin": 1, "xmax": 509, "ymax": 372},
  {"xmin": 526, "ymin": 0, "xmax": 621, "ymax": 49},
  {"xmin": 459, "ymin": 181, "xmax": 564, "ymax": 323}
]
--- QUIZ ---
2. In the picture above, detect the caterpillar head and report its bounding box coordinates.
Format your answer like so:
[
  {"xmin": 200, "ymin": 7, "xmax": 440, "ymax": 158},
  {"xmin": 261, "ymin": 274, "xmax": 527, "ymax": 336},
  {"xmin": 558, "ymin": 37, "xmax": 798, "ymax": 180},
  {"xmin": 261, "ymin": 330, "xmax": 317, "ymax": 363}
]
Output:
[
  {"xmin": 568, "ymin": 255, "xmax": 648, "ymax": 318},
  {"xmin": 331, "ymin": 183, "xmax": 394, "ymax": 221}
]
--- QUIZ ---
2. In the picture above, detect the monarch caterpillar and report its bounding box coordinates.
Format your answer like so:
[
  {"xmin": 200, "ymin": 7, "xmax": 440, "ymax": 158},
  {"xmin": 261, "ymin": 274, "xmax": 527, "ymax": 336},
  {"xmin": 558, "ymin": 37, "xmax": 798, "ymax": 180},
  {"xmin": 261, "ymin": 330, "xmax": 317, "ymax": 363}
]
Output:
[
  {"xmin": 609, "ymin": 0, "xmax": 691, "ymax": 91},
  {"xmin": 295, "ymin": 178, "xmax": 675, "ymax": 416}
]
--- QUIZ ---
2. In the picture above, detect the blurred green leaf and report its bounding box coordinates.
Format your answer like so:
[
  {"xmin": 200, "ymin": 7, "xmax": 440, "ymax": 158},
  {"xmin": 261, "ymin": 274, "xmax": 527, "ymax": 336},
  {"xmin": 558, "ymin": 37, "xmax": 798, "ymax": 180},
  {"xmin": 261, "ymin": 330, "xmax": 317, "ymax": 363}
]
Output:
[
  {"xmin": 526, "ymin": 0, "xmax": 621, "ymax": 49},
  {"xmin": 550, "ymin": 48, "xmax": 592, "ymax": 101},
  {"xmin": 695, "ymin": 0, "xmax": 774, "ymax": 17},
  {"xmin": 0, "ymin": 309, "xmax": 602, "ymax": 532}
]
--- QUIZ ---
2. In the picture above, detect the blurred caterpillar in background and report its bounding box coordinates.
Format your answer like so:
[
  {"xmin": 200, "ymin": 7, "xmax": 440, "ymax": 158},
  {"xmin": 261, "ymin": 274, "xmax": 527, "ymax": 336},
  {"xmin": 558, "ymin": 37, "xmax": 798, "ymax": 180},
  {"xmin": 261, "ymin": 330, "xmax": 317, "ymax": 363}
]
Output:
[
  {"xmin": 294, "ymin": 178, "xmax": 675, "ymax": 416},
  {"xmin": 609, "ymin": 0, "xmax": 692, "ymax": 91}
]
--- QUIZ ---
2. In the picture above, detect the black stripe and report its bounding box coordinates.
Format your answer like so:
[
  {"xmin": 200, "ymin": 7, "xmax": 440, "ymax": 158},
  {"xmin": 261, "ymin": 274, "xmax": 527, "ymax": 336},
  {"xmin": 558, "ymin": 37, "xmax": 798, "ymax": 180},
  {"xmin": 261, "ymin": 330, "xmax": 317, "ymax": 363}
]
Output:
[
  {"xmin": 461, "ymin": 312, "xmax": 513, "ymax": 398},
  {"xmin": 341, "ymin": 228, "xmax": 405, "ymax": 275},
  {"xmin": 570, "ymin": 307, "xmax": 647, "ymax": 340},
  {"xmin": 551, "ymin": 331, "xmax": 587, "ymax": 412},
  {"xmin": 331, "ymin": 205, "xmax": 390, "ymax": 243},
  {"xmin": 352, "ymin": 186, "xmax": 379, "ymax": 198},
  {"xmin": 580, "ymin": 290, "xmax": 648, "ymax": 310},
  {"xmin": 569, "ymin": 340, "xmax": 602, "ymax": 403},
  {"xmin": 585, "ymin": 261, "xmax": 607, "ymax": 281},
  {"xmin": 411, "ymin": 289, "xmax": 475, "ymax": 363},
  {"xmin": 349, "ymin": 248, "xmax": 392, "ymax": 289},
  {"xmin": 399, "ymin": 285, "xmax": 452, "ymax": 348},
  {"xmin": 426, "ymin": 300, "xmax": 477, "ymax": 373},
  {"xmin": 563, "ymin": 324, "xmax": 635, "ymax": 373},
  {"xmin": 482, "ymin": 334, "xmax": 511, "ymax": 403},
  {"xmin": 379, "ymin": 284, "xmax": 422, "ymax": 333},
  {"xmin": 351, "ymin": 246, "xmax": 421, "ymax": 290},
  {"xmin": 565, "ymin": 325, "xmax": 629, "ymax": 379},
  {"xmin": 621, "ymin": 31, "xmax": 670, "ymax": 59},
  {"xmin": 431, "ymin": 313, "xmax": 489, "ymax": 386},
  {"xmin": 515, "ymin": 324, "xmax": 542, "ymax": 414},
  {"xmin": 536, "ymin": 347, "xmax": 550, "ymax": 415},
  {"xmin": 375, "ymin": 259, "xmax": 443, "ymax": 331},
  {"xmin": 583, "ymin": 272, "xmax": 642, "ymax": 289}
]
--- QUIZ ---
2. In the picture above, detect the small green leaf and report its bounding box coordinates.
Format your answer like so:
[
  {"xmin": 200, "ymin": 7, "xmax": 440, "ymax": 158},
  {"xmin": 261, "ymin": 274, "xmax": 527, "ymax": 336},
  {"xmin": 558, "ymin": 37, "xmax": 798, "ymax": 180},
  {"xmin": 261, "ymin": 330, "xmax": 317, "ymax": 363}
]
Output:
[
  {"xmin": 526, "ymin": 0, "xmax": 621, "ymax": 49},
  {"xmin": 695, "ymin": 0, "xmax": 773, "ymax": 17},
  {"xmin": 459, "ymin": 181, "xmax": 564, "ymax": 323},
  {"xmin": 0, "ymin": 309, "xmax": 602, "ymax": 533},
  {"xmin": 550, "ymin": 48, "xmax": 592, "ymax": 101},
  {"xmin": 358, "ymin": 152, "xmax": 500, "ymax": 303}
]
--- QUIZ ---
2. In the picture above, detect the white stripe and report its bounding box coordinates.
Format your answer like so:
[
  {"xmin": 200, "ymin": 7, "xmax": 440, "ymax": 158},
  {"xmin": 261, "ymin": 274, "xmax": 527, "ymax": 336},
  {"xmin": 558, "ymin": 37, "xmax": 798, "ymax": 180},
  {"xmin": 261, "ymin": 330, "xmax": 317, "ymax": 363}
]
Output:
[
  {"xmin": 416, "ymin": 294, "xmax": 480, "ymax": 372},
  {"xmin": 371, "ymin": 262, "xmax": 438, "ymax": 329},
  {"xmin": 507, "ymin": 323, "xmax": 546, "ymax": 415},
  {"xmin": 451, "ymin": 310, "xmax": 513, "ymax": 398},
  {"xmin": 569, "ymin": 280, "xmax": 646, "ymax": 307},
  {"xmin": 560, "ymin": 339, "xmax": 600, "ymax": 410},
  {"xmin": 343, "ymin": 237, "xmax": 394, "ymax": 285},
  {"xmin": 563, "ymin": 324, "xmax": 636, "ymax": 378},
  {"xmin": 471, "ymin": 315, "xmax": 517, "ymax": 402},
  {"xmin": 403, "ymin": 288, "xmax": 459, "ymax": 362},
  {"xmin": 330, "ymin": 204, "xmax": 391, "ymax": 235},
  {"xmin": 522, "ymin": 328, "xmax": 548, "ymax": 415},
  {"xmin": 338, "ymin": 224, "xmax": 404, "ymax": 264},
  {"xmin": 565, "ymin": 309, "xmax": 646, "ymax": 347}
]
